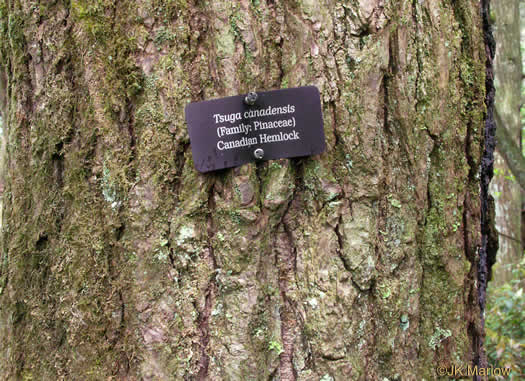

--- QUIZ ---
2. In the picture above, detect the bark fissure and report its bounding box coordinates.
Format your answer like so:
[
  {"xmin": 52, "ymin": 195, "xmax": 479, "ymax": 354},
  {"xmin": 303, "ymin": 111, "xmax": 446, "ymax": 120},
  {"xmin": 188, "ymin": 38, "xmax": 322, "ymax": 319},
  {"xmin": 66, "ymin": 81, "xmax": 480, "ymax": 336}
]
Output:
[
  {"xmin": 330, "ymin": 100, "xmax": 341, "ymax": 148},
  {"xmin": 196, "ymin": 279, "xmax": 216, "ymax": 381},
  {"xmin": 477, "ymin": 0, "xmax": 497, "ymax": 374},
  {"xmin": 411, "ymin": 0, "xmax": 423, "ymax": 112},
  {"xmin": 276, "ymin": 226, "xmax": 298, "ymax": 381},
  {"xmin": 335, "ymin": 215, "xmax": 349, "ymax": 271},
  {"xmin": 275, "ymin": 177, "xmax": 299, "ymax": 381},
  {"xmin": 196, "ymin": 179, "xmax": 218, "ymax": 380}
]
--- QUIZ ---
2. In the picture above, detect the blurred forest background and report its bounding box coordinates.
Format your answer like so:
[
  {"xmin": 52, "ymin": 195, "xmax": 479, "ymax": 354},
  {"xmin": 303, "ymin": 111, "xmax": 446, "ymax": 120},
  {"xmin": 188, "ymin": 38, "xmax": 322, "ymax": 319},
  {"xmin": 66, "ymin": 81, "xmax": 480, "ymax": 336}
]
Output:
[{"xmin": 485, "ymin": 0, "xmax": 524, "ymax": 378}]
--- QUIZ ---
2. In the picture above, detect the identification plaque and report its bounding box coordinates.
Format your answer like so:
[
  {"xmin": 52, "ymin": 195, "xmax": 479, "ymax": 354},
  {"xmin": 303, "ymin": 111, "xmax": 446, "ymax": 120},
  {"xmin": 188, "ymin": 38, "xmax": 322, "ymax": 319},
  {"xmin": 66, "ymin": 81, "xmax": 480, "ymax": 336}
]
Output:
[{"xmin": 184, "ymin": 86, "xmax": 325, "ymax": 173}]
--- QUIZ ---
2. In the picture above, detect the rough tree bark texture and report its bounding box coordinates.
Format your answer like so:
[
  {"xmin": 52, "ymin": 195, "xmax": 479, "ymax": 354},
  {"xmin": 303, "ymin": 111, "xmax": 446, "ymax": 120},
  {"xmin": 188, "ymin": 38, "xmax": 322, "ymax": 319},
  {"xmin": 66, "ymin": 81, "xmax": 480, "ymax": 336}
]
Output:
[
  {"xmin": 489, "ymin": 0, "xmax": 522, "ymax": 285},
  {"xmin": 0, "ymin": 0, "xmax": 489, "ymax": 380}
]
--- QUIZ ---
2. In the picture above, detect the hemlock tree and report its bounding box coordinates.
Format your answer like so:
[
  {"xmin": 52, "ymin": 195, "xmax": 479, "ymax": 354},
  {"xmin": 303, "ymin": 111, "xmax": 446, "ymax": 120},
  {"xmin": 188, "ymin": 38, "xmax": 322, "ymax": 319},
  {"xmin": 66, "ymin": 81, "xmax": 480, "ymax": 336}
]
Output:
[{"xmin": 0, "ymin": 0, "xmax": 496, "ymax": 380}]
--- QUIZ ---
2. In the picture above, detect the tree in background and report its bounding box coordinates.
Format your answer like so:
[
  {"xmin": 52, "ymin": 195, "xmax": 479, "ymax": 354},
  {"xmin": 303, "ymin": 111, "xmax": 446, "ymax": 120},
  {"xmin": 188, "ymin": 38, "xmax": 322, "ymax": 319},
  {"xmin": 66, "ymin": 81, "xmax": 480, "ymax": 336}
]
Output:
[
  {"xmin": 0, "ymin": 0, "xmax": 494, "ymax": 380},
  {"xmin": 485, "ymin": 0, "xmax": 524, "ymax": 378},
  {"xmin": 489, "ymin": 0, "xmax": 523, "ymax": 285}
]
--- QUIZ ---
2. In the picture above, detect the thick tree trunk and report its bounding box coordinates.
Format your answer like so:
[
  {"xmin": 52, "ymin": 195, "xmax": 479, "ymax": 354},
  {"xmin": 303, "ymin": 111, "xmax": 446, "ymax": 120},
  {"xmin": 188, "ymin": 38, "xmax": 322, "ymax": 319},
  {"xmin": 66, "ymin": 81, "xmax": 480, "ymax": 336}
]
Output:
[
  {"xmin": 489, "ymin": 0, "xmax": 522, "ymax": 285},
  {"xmin": 0, "ymin": 0, "xmax": 489, "ymax": 380}
]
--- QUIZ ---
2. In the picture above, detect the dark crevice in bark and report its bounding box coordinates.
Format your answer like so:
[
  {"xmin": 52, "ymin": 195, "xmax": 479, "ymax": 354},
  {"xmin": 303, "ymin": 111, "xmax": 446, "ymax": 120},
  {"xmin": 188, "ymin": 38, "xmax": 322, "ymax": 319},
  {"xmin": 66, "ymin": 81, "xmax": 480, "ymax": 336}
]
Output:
[
  {"xmin": 52, "ymin": 0, "xmax": 74, "ymax": 236},
  {"xmin": 283, "ymin": 216, "xmax": 298, "ymax": 278},
  {"xmin": 54, "ymin": 56, "xmax": 68, "ymax": 76},
  {"xmin": 382, "ymin": 27, "xmax": 396, "ymax": 137},
  {"xmin": 411, "ymin": 0, "xmax": 422, "ymax": 112},
  {"xmin": 463, "ymin": 192, "xmax": 481, "ymax": 372},
  {"xmin": 335, "ymin": 215, "xmax": 349, "ymax": 272},
  {"xmin": 329, "ymin": 100, "xmax": 340, "ymax": 148},
  {"xmin": 35, "ymin": 234, "xmax": 48, "ymax": 251},
  {"xmin": 388, "ymin": 28, "xmax": 399, "ymax": 77},
  {"xmin": 275, "ymin": 172, "xmax": 300, "ymax": 381},
  {"xmin": 463, "ymin": 107, "xmax": 475, "ymax": 268},
  {"xmin": 268, "ymin": 366, "xmax": 278, "ymax": 381},
  {"xmin": 106, "ymin": 289, "xmax": 125, "ymax": 348},
  {"xmin": 165, "ymin": 217, "xmax": 176, "ymax": 269},
  {"xmin": 115, "ymin": 224, "xmax": 125, "ymax": 241},
  {"xmin": 464, "ymin": 118, "xmax": 478, "ymax": 182},
  {"xmin": 462, "ymin": 199, "xmax": 473, "ymax": 262},
  {"xmin": 278, "ymin": 264, "xmax": 298, "ymax": 380},
  {"xmin": 196, "ymin": 263, "xmax": 215, "ymax": 380},
  {"xmin": 363, "ymin": 294, "xmax": 378, "ymax": 377},
  {"xmin": 23, "ymin": 53, "xmax": 35, "ymax": 118},
  {"xmin": 164, "ymin": 221, "xmax": 177, "ymax": 270},
  {"xmin": 125, "ymin": 101, "xmax": 136, "ymax": 153},
  {"xmin": 0, "ymin": 250, "xmax": 10, "ymax": 296},
  {"xmin": 476, "ymin": 0, "xmax": 497, "ymax": 375},
  {"xmin": 382, "ymin": 70, "xmax": 391, "ymax": 135},
  {"xmin": 187, "ymin": 9, "xmax": 209, "ymax": 99},
  {"xmin": 484, "ymin": 194, "xmax": 499, "ymax": 283},
  {"xmin": 196, "ymin": 179, "xmax": 218, "ymax": 381},
  {"xmin": 423, "ymin": 140, "xmax": 440, "ymax": 219},
  {"xmin": 118, "ymin": 99, "xmax": 137, "ymax": 182},
  {"xmin": 378, "ymin": 70, "xmax": 390, "ymax": 277},
  {"xmin": 277, "ymin": 34, "xmax": 285, "ymax": 88},
  {"xmin": 51, "ymin": 144, "xmax": 64, "ymax": 189},
  {"xmin": 118, "ymin": 290, "xmax": 125, "ymax": 333},
  {"xmin": 375, "ymin": 198, "xmax": 387, "ymax": 270},
  {"xmin": 255, "ymin": 161, "xmax": 266, "ymax": 209},
  {"xmin": 171, "ymin": 141, "xmax": 190, "ymax": 200},
  {"xmin": 350, "ymin": 27, "xmax": 373, "ymax": 39},
  {"xmin": 414, "ymin": 133, "xmax": 440, "ymax": 361},
  {"xmin": 276, "ymin": 230, "xmax": 298, "ymax": 381},
  {"xmin": 167, "ymin": 248, "xmax": 176, "ymax": 269},
  {"xmin": 327, "ymin": 98, "xmax": 346, "ymax": 197}
]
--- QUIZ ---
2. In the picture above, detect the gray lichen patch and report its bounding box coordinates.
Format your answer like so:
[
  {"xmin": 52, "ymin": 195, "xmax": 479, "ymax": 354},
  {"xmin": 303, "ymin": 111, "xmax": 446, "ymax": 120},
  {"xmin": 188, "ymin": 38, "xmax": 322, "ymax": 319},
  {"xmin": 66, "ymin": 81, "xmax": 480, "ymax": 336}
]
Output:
[{"xmin": 338, "ymin": 203, "xmax": 378, "ymax": 290}]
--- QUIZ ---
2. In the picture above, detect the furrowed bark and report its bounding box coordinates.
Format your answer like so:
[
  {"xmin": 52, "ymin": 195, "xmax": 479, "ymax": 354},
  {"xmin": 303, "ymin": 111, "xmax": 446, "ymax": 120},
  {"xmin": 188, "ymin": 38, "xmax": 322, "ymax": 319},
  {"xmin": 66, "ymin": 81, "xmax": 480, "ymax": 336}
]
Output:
[{"xmin": 0, "ymin": 0, "xmax": 491, "ymax": 380}]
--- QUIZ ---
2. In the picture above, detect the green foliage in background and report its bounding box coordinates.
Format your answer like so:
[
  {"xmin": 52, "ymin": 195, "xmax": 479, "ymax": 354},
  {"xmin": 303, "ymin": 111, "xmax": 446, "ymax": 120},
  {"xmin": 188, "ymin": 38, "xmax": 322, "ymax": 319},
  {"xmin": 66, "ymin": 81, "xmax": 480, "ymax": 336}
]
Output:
[
  {"xmin": 522, "ymin": 0, "xmax": 525, "ymax": 156},
  {"xmin": 486, "ymin": 257, "xmax": 525, "ymax": 379}
]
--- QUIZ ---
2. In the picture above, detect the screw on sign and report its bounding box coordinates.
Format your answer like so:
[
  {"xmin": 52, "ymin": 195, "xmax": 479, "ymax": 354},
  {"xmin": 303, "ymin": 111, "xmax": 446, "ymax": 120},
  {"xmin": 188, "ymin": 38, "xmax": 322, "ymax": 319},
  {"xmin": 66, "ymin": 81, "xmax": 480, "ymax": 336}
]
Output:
[
  {"xmin": 253, "ymin": 148, "xmax": 264, "ymax": 160},
  {"xmin": 244, "ymin": 91, "xmax": 258, "ymax": 106}
]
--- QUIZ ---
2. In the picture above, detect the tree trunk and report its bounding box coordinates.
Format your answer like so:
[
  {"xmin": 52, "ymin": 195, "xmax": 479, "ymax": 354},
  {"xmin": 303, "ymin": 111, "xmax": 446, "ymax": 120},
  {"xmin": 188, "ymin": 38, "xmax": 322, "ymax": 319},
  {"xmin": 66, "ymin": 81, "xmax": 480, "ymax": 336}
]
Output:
[
  {"xmin": 489, "ymin": 0, "xmax": 523, "ymax": 285},
  {"xmin": 0, "ymin": 0, "xmax": 490, "ymax": 380}
]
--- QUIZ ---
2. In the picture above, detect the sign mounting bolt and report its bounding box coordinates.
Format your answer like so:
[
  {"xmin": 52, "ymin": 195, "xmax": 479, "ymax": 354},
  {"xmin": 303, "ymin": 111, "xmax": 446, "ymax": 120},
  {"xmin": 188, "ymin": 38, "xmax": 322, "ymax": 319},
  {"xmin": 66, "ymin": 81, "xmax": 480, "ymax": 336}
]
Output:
[
  {"xmin": 254, "ymin": 148, "xmax": 264, "ymax": 160},
  {"xmin": 244, "ymin": 92, "xmax": 258, "ymax": 106}
]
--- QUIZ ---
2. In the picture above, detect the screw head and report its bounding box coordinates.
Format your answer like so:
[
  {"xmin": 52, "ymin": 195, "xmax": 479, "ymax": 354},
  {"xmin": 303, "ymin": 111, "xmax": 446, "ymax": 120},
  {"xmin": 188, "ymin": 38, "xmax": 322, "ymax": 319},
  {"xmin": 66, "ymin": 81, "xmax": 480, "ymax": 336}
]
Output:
[
  {"xmin": 244, "ymin": 92, "xmax": 258, "ymax": 106},
  {"xmin": 254, "ymin": 148, "xmax": 264, "ymax": 160}
]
